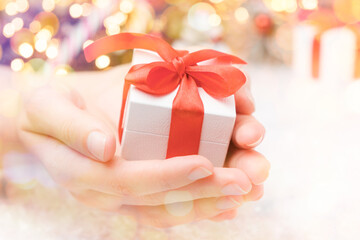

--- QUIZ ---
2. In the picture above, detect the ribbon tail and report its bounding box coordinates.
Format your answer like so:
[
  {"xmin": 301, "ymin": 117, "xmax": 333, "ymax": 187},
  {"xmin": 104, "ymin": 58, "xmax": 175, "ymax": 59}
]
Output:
[
  {"xmin": 118, "ymin": 81, "xmax": 131, "ymax": 144},
  {"xmin": 166, "ymin": 76, "xmax": 204, "ymax": 158},
  {"xmin": 312, "ymin": 36, "xmax": 321, "ymax": 79}
]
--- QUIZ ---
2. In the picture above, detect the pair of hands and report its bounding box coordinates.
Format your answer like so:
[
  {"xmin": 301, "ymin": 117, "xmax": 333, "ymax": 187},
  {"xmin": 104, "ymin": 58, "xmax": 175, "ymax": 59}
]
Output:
[{"xmin": 15, "ymin": 64, "xmax": 269, "ymax": 228}]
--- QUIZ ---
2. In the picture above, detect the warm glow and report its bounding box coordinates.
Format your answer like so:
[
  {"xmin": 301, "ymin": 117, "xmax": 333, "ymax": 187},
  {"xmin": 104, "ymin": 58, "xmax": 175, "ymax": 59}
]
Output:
[
  {"xmin": 209, "ymin": 0, "xmax": 224, "ymax": 3},
  {"xmin": 35, "ymin": 39, "xmax": 48, "ymax": 52},
  {"xmin": 3, "ymin": 23, "xmax": 15, "ymax": 38},
  {"xmin": 55, "ymin": 68, "xmax": 68, "ymax": 75},
  {"xmin": 114, "ymin": 12, "xmax": 128, "ymax": 25},
  {"xmin": 300, "ymin": 0, "xmax": 318, "ymax": 10},
  {"xmin": 5, "ymin": 2, "xmax": 18, "ymax": 16},
  {"xmin": 119, "ymin": 0, "xmax": 134, "ymax": 14},
  {"xmin": 12, "ymin": 17, "xmax": 24, "ymax": 31},
  {"xmin": 18, "ymin": 43, "xmax": 34, "ymax": 58},
  {"xmin": 208, "ymin": 13, "xmax": 221, "ymax": 27},
  {"xmin": 46, "ymin": 44, "xmax": 58, "ymax": 59},
  {"xmin": 11, "ymin": 58, "xmax": 24, "ymax": 72},
  {"xmin": 16, "ymin": 0, "xmax": 29, "ymax": 13},
  {"xmin": 235, "ymin": 7, "xmax": 249, "ymax": 23},
  {"xmin": 69, "ymin": 3, "xmax": 83, "ymax": 18},
  {"xmin": 95, "ymin": 55, "xmax": 110, "ymax": 69},
  {"xmin": 29, "ymin": 21, "xmax": 41, "ymax": 33},
  {"xmin": 36, "ymin": 28, "xmax": 52, "ymax": 41},
  {"xmin": 106, "ymin": 25, "xmax": 121, "ymax": 35},
  {"xmin": 269, "ymin": 0, "xmax": 297, "ymax": 12},
  {"xmin": 42, "ymin": 0, "xmax": 55, "ymax": 12},
  {"xmin": 82, "ymin": 40, "xmax": 94, "ymax": 49},
  {"xmin": 93, "ymin": 0, "xmax": 111, "ymax": 8}
]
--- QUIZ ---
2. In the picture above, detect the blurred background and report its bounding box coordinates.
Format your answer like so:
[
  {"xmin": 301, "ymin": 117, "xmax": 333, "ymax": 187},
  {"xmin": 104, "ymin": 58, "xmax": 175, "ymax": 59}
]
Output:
[{"xmin": 0, "ymin": 0, "xmax": 360, "ymax": 239}]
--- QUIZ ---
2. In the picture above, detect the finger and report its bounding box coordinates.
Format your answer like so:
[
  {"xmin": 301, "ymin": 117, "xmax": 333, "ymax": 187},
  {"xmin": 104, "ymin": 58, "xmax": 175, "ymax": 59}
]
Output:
[
  {"xmin": 121, "ymin": 195, "xmax": 244, "ymax": 228},
  {"xmin": 20, "ymin": 131, "xmax": 214, "ymax": 196},
  {"xmin": 226, "ymin": 149, "xmax": 270, "ymax": 185},
  {"xmin": 22, "ymin": 86, "xmax": 116, "ymax": 162},
  {"xmin": 232, "ymin": 115, "xmax": 265, "ymax": 149},
  {"xmin": 209, "ymin": 209, "xmax": 238, "ymax": 222},
  {"xmin": 121, "ymin": 167, "xmax": 252, "ymax": 206},
  {"xmin": 235, "ymin": 80, "xmax": 255, "ymax": 115},
  {"xmin": 243, "ymin": 184, "xmax": 264, "ymax": 202}
]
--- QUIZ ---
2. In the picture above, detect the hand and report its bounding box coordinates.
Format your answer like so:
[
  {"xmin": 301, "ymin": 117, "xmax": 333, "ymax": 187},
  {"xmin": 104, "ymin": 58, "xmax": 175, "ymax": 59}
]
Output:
[{"xmin": 16, "ymin": 65, "xmax": 269, "ymax": 227}]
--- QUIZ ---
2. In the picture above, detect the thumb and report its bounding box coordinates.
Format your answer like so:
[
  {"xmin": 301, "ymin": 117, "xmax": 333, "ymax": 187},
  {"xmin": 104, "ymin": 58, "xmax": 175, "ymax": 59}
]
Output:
[{"xmin": 22, "ymin": 86, "xmax": 116, "ymax": 162}]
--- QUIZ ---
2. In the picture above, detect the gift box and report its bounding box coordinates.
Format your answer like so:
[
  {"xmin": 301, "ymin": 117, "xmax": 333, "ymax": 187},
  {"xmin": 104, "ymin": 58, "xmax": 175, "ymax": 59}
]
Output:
[
  {"xmin": 84, "ymin": 33, "xmax": 246, "ymax": 167},
  {"xmin": 119, "ymin": 49, "xmax": 237, "ymax": 167},
  {"xmin": 292, "ymin": 23, "xmax": 358, "ymax": 85}
]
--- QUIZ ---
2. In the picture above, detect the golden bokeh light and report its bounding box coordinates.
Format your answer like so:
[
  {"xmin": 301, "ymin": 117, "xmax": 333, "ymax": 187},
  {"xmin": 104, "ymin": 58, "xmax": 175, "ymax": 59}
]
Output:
[
  {"xmin": 11, "ymin": 58, "xmax": 24, "ymax": 72},
  {"xmin": 16, "ymin": 0, "xmax": 29, "ymax": 13},
  {"xmin": 93, "ymin": 0, "xmax": 111, "ymax": 8},
  {"xmin": 208, "ymin": 13, "xmax": 221, "ymax": 27},
  {"xmin": 5, "ymin": 2, "xmax": 18, "ymax": 16},
  {"xmin": 82, "ymin": 40, "xmax": 94, "ymax": 49},
  {"xmin": 69, "ymin": 3, "xmax": 83, "ymax": 18},
  {"xmin": 106, "ymin": 24, "xmax": 121, "ymax": 35},
  {"xmin": 265, "ymin": 0, "xmax": 298, "ymax": 13},
  {"xmin": 209, "ymin": 0, "xmax": 224, "ymax": 3},
  {"xmin": 18, "ymin": 42, "xmax": 34, "ymax": 58},
  {"xmin": 46, "ymin": 41, "xmax": 58, "ymax": 59},
  {"xmin": 29, "ymin": 21, "xmax": 41, "ymax": 33},
  {"xmin": 114, "ymin": 12, "xmax": 128, "ymax": 25},
  {"xmin": 35, "ymin": 28, "xmax": 52, "ymax": 41},
  {"xmin": 95, "ymin": 55, "xmax": 110, "ymax": 69},
  {"xmin": 12, "ymin": 17, "xmax": 24, "ymax": 31},
  {"xmin": 42, "ymin": 0, "xmax": 55, "ymax": 12},
  {"xmin": 35, "ymin": 39, "xmax": 48, "ymax": 52},
  {"xmin": 119, "ymin": 0, "xmax": 134, "ymax": 14},
  {"xmin": 300, "ymin": 0, "xmax": 318, "ymax": 10},
  {"xmin": 235, "ymin": 7, "xmax": 249, "ymax": 23},
  {"xmin": 3, "ymin": 23, "xmax": 16, "ymax": 38},
  {"xmin": 333, "ymin": 0, "xmax": 360, "ymax": 24}
]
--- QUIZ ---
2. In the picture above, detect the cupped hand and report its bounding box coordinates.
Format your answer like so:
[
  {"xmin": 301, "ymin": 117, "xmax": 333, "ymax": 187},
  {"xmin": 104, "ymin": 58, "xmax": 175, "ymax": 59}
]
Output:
[{"xmin": 16, "ymin": 64, "xmax": 269, "ymax": 228}]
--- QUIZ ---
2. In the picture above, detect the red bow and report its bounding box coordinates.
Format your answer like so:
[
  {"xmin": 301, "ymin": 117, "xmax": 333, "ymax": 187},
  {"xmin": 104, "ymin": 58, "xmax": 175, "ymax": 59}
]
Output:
[{"xmin": 84, "ymin": 33, "xmax": 247, "ymax": 158}]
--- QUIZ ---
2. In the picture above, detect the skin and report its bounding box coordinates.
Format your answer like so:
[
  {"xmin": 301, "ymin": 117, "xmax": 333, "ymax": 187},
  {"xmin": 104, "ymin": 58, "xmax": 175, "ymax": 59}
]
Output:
[{"xmin": 2, "ymin": 64, "xmax": 269, "ymax": 228}]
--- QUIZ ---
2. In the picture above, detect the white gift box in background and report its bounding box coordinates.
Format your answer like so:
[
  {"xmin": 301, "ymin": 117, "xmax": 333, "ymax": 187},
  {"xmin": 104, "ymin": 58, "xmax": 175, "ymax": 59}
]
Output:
[
  {"xmin": 120, "ymin": 49, "xmax": 236, "ymax": 167},
  {"xmin": 292, "ymin": 24, "xmax": 357, "ymax": 86}
]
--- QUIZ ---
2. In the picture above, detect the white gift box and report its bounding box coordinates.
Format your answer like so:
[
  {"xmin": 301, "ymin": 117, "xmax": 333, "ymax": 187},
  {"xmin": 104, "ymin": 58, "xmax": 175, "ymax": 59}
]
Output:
[
  {"xmin": 120, "ymin": 49, "xmax": 237, "ymax": 167},
  {"xmin": 292, "ymin": 24, "xmax": 357, "ymax": 86}
]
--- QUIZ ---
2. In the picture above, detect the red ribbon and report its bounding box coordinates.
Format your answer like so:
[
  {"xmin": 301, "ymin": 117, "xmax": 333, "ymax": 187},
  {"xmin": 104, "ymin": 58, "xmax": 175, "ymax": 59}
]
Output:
[{"xmin": 84, "ymin": 33, "xmax": 246, "ymax": 158}]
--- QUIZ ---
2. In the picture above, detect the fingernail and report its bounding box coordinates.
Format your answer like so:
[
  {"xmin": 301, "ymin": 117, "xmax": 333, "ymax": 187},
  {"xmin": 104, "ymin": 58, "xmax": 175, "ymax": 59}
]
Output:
[
  {"xmin": 87, "ymin": 131, "xmax": 107, "ymax": 161},
  {"xmin": 187, "ymin": 167, "xmax": 212, "ymax": 181},
  {"xmin": 221, "ymin": 183, "xmax": 249, "ymax": 196},
  {"xmin": 216, "ymin": 197, "xmax": 242, "ymax": 210},
  {"xmin": 245, "ymin": 134, "xmax": 264, "ymax": 148}
]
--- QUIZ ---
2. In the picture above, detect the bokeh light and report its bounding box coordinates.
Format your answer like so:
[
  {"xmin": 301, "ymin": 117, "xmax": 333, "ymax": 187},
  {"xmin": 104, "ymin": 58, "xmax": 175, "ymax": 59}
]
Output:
[
  {"xmin": 119, "ymin": 0, "xmax": 134, "ymax": 14},
  {"xmin": 11, "ymin": 58, "xmax": 24, "ymax": 72},
  {"xmin": 82, "ymin": 40, "xmax": 94, "ymax": 49},
  {"xmin": 18, "ymin": 43, "xmax": 34, "ymax": 58},
  {"xmin": 95, "ymin": 55, "xmax": 110, "ymax": 69},
  {"xmin": 5, "ymin": 2, "xmax": 18, "ymax": 16},
  {"xmin": 188, "ymin": 2, "xmax": 216, "ymax": 32},
  {"xmin": 69, "ymin": 3, "xmax": 83, "ymax": 18},
  {"xmin": 235, "ymin": 7, "xmax": 249, "ymax": 24},
  {"xmin": 93, "ymin": 0, "xmax": 111, "ymax": 8},
  {"xmin": 3, "ymin": 23, "xmax": 16, "ymax": 38},
  {"xmin": 35, "ymin": 39, "xmax": 48, "ymax": 53},
  {"xmin": 106, "ymin": 24, "xmax": 121, "ymax": 35},
  {"xmin": 46, "ymin": 40, "xmax": 59, "ymax": 59},
  {"xmin": 42, "ymin": 0, "xmax": 55, "ymax": 12},
  {"xmin": 333, "ymin": 0, "xmax": 360, "ymax": 24},
  {"xmin": 12, "ymin": 17, "xmax": 24, "ymax": 31},
  {"xmin": 300, "ymin": 0, "xmax": 318, "ymax": 10},
  {"xmin": 16, "ymin": 0, "xmax": 29, "ymax": 13}
]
